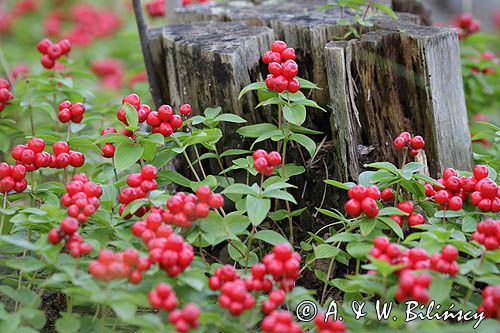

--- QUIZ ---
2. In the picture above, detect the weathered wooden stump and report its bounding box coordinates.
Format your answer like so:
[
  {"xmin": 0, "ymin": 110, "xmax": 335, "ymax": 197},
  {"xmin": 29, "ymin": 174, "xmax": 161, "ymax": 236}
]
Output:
[{"xmin": 137, "ymin": 0, "xmax": 472, "ymax": 219}]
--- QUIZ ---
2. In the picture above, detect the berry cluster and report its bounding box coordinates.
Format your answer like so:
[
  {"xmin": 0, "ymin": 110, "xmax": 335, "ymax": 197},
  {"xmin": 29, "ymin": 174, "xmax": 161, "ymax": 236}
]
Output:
[
  {"xmin": 91, "ymin": 59, "xmax": 124, "ymax": 90},
  {"xmin": 262, "ymin": 41, "xmax": 300, "ymax": 93},
  {"xmin": 168, "ymin": 303, "xmax": 201, "ymax": 333},
  {"xmin": 393, "ymin": 132, "xmax": 425, "ymax": 157},
  {"xmin": 344, "ymin": 184, "xmax": 380, "ymax": 218},
  {"xmin": 261, "ymin": 310, "xmax": 302, "ymax": 333},
  {"xmin": 132, "ymin": 209, "xmax": 174, "ymax": 243},
  {"xmin": 36, "ymin": 38, "xmax": 71, "ymax": 69},
  {"xmin": 146, "ymin": 104, "xmax": 184, "ymax": 137},
  {"xmin": 208, "ymin": 264, "xmax": 240, "ymax": 291},
  {"xmin": 88, "ymin": 248, "xmax": 150, "ymax": 284},
  {"xmin": 244, "ymin": 263, "xmax": 273, "ymax": 292},
  {"xmin": 0, "ymin": 0, "xmax": 37, "ymax": 34},
  {"xmin": 101, "ymin": 127, "xmax": 117, "ymax": 158},
  {"xmin": 472, "ymin": 219, "xmax": 500, "ymax": 250},
  {"xmin": 263, "ymin": 243, "xmax": 301, "ymax": 291},
  {"xmin": 61, "ymin": 174, "xmax": 102, "ymax": 224},
  {"xmin": 477, "ymin": 285, "xmax": 500, "ymax": 319},
  {"xmin": 430, "ymin": 245, "xmax": 459, "ymax": 276},
  {"xmin": 218, "ymin": 279, "xmax": 255, "ymax": 316},
  {"xmin": 119, "ymin": 165, "xmax": 158, "ymax": 218},
  {"xmin": 0, "ymin": 78, "xmax": 14, "ymax": 112},
  {"xmin": 391, "ymin": 201, "xmax": 426, "ymax": 229},
  {"xmin": 424, "ymin": 167, "xmax": 468, "ymax": 211},
  {"xmin": 452, "ymin": 13, "xmax": 481, "ymax": 39},
  {"xmin": 148, "ymin": 282, "xmax": 177, "ymax": 311},
  {"xmin": 0, "ymin": 163, "xmax": 27, "ymax": 193},
  {"xmin": 395, "ymin": 270, "xmax": 432, "ymax": 304},
  {"xmin": 369, "ymin": 236, "xmax": 402, "ymax": 265},
  {"xmin": 468, "ymin": 165, "xmax": 499, "ymax": 212},
  {"xmin": 163, "ymin": 185, "xmax": 224, "ymax": 227},
  {"xmin": 252, "ymin": 150, "xmax": 282, "ymax": 176},
  {"xmin": 398, "ymin": 248, "xmax": 430, "ymax": 272},
  {"xmin": 261, "ymin": 289, "xmax": 286, "ymax": 314},
  {"xmin": 58, "ymin": 100, "xmax": 85, "ymax": 123},
  {"xmin": 117, "ymin": 93, "xmax": 152, "ymax": 125},
  {"xmin": 51, "ymin": 141, "xmax": 85, "ymax": 169},
  {"xmin": 48, "ymin": 217, "xmax": 92, "ymax": 258},
  {"xmin": 12, "ymin": 138, "xmax": 84, "ymax": 171},
  {"xmin": 314, "ymin": 312, "xmax": 346, "ymax": 333},
  {"xmin": 44, "ymin": 4, "xmax": 120, "ymax": 46},
  {"xmin": 148, "ymin": 233, "xmax": 194, "ymax": 277}
]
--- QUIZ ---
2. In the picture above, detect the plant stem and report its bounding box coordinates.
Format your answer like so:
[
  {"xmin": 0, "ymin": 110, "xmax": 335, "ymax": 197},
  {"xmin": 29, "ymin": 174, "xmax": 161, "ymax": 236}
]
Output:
[
  {"xmin": 244, "ymin": 226, "xmax": 256, "ymax": 273},
  {"xmin": 66, "ymin": 122, "xmax": 71, "ymax": 142},
  {"xmin": 112, "ymin": 157, "xmax": 119, "ymax": 182},
  {"xmin": 193, "ymin": 145, "xmax": 207, "ymax": 179},
  {"xmin": 478, "ymin": 251, "xmax": 486, "ymax": 269},
  {"xmin": 214, "ymin": 146, "xmax": 229, "ymax": 182},
  {"xmin": 0, "ymin": 193, "xmax": 7, "ymax": 235},
  {"xmin": 320, "ymin": 256, "xmax": 335, "ymax": 305},
  {"xmin": 227, "ymin": 239, "xmax": 246, "ymax": 259},
  {"xmin": 463, "ymin": 278, "xmax": 476, "ymax": 306},
  {"xmin": 28, "ymin": 105, "xmax": 35, "ymax": 137}
]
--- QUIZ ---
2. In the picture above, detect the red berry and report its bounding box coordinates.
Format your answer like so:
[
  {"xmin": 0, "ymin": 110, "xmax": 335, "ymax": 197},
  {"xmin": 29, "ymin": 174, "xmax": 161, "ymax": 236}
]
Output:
[
  {"xmin": 410, "ymin": 135, "xmax": 425, "ymax": 150},
  {"xmin": 344, "ymin": 199, "xmax": 361, "ymax": 217},
  {"xmin": 141, "ymin": 165, "xmax": 157, "ymax": 180},
  {"xmin": 361, "ymin": 197, "xmax": 379, "ymax": 218},
  {"xmin": 473, "ymin": 165, "xmax": 489, "ymax": 180},
  {"xmin": 381, "ymin": 188, "xmax": 394, "ymax": 201},
  {"xmin": 180, "ymin": 104, "xmax": 192, "ymax": 116},
  {"xmin": 122, "ymin": 93, "xmax": 141, "ymax": 108},
  {"xmin": 60, "ymin": 217, "xmax": 79, "ymax": 234},
  {"xmin": 271, "ymin": 41, "xmax": 287, "ymax": 53}
]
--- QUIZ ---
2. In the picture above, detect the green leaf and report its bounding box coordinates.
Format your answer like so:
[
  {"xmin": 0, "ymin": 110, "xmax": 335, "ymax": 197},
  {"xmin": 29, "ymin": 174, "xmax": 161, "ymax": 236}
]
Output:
[
  {"xmin": 93, "ymin": 133, "xmax": 132, "ymax": 145},
  {"xmin": 220, "ymin": 149, "xmax": 249, "ymax": 158},
  {"xmin": 222, "ymin": 184, "xmax": 257, "ymax": 196},
  {"xmin": 263, "ymin": 190, "xmax": 297, "ymax": 204},
  {"xmin": 238, "ymin": 82, "xmax": 267, "ymax": 99},
  {"xmin": 283, "ymin": 104, "xmax": 306, "ymax": 126},
  {"xmin": 326, "ymin": 232, "xmax": 357, "ymax": 243},
  {"xmin": 246, "ymin": 196, "xmax": 270, "ymax": 226},
  {"xmin": 314, "ymin": 244, "xmax": 340, "ymax": 259},
  {"xmin": 369, "ymin": 258, "xmax": 404, "ymax": 276},
  {"xmin": 364, "ymin": 162, "xmax": 400, "ymax": 175},
  {"xmin": 378, "ymin": 216, "xmax": 404, "ymax": 239},
  {"xmin": 254, "ymin": 230, "xmax": 289, "ymax": 245},
  {"xmin": 55, "ymin": 313, "xmax": 81, "ymax": 333},
  {"xmin": 296, "ymin": 77, "xmax": 321, "ymax": 90},
  {"xmin": 372, "ymin": 3, "xmax": 398, "ymax": 19},
  {"xmin": 291, "ymin": 99, "xmax": 326, "ymax": 112},
  {"xmin": 214, "ymin": 114, "xmax": 247, "ymax": 124},
  {"xmin": 462, "ymin": 215, "xmax": 478, "ymax": 233},
  {"xmin": 378, "ymin": 207, "xmax": 408, "ymax": 216},
  {"xmin": 237, "ymin": 123, "xmax": 277, "ymax": 138},
  {"xmin": 5, "ymin": 257, "xmax": 45, "ymax": 272},
  {"xmin": 359, "ymin": 218, "xmax": 377, "ymax": 237},
  {"xmin": 402, "ymin": 162, "xmax": 424, "ymax": 179},
  {"xmin": 290, "ymin": 133, "xmax": 316, "ymax": 156},
  {"xmin": 114, "ymin": 142, "xmax": 144, "ymax": 171},
  {"xmin": 429, "ymin": 277, "xmax": 452, "ymax": 303},
  {"xmin": 123, "ymin": 103, "xmax": 139, "ymax": 129},
  {"xmin": 204, "ymin": 107, "xmax": 222, "ymax": 119},
  {"xmin": 111, "ymin": 303, "xmax": 137, "ymax": 321},
  {"xmin": 0, "ymin": 236, "xmax": 35, "ymax": 251},
  {"xmin": 324, "ymin": 179, "xmax": 351, "ymax": 190},
  {"xmin": 255, "ymin": 97, "xmax": 286, "ymax": 108},
  {"xmin": 346, "ymin": 242, "xmax": 371, "ymax": 259}
]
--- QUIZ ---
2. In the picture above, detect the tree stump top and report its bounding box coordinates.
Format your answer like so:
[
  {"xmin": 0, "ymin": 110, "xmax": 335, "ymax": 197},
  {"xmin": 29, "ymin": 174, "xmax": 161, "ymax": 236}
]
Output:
[{"xmin": 161, "ymin": 21, "xmax": 273, "ymax": 54}]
